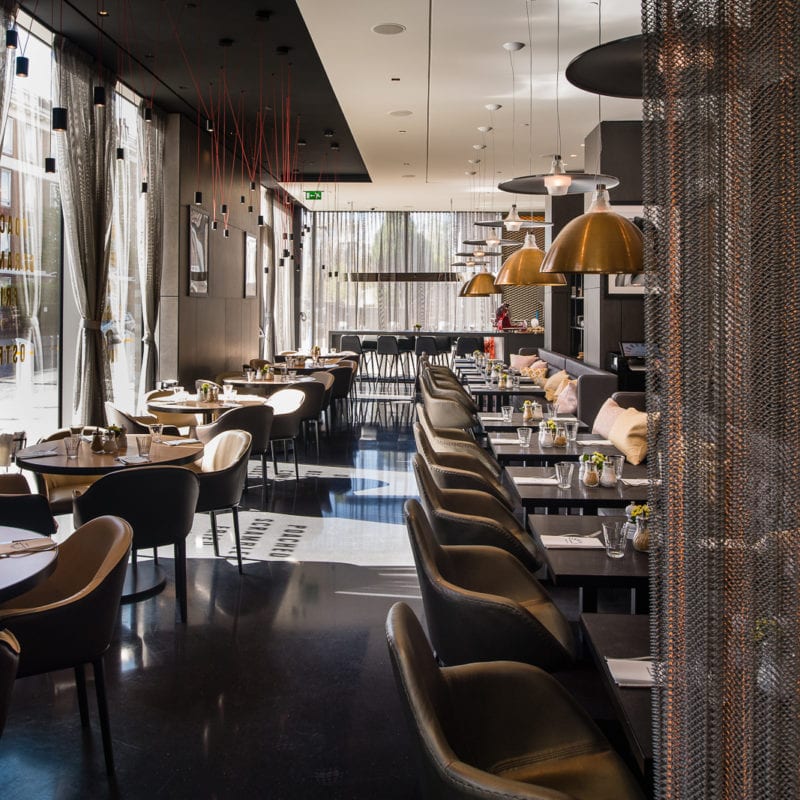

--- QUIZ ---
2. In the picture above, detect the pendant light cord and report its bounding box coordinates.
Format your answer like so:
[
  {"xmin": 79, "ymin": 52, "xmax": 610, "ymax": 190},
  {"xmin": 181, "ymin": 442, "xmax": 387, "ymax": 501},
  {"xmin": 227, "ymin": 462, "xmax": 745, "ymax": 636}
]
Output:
[
  {"xmin": 555, "ymin": 0, "xmax": 562, "ymax": 158},
  {"xmin": 594, "ymin": 0, "xmax": 603, "ymax": 179},
  {"xmin": 527, "ymin": 0, "xmax": 534, "ymax": 175}
]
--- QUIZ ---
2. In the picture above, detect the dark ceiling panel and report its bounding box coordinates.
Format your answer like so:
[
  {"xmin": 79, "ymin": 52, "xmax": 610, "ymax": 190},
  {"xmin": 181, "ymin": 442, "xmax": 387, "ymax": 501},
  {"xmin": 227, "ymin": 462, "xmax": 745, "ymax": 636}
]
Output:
[{"xmin": 20, "ymin": 0, "xmax": 369, "ymax": 184}]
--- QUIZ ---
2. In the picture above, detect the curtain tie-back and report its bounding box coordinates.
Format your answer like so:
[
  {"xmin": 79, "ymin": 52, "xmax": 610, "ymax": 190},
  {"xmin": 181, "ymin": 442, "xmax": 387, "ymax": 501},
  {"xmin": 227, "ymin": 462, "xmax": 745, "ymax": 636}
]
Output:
[
  {"xmin": 81, "ymin": 319, "xmax": 102, "ymax": 330},
  {"xmin": 142, "ymin": 334, "xmax": 155, "ymax": 345}
]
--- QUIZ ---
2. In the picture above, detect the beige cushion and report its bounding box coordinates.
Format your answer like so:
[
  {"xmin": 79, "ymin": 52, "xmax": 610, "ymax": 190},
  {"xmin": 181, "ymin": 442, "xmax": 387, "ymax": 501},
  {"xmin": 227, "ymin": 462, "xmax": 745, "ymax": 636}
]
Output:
[
  {"xmin": 509, "ymin": 353, "xmax": 541, "ymax": 370},
  {"xmin": 543, "ymin": 370, "xmax": 568, "ymax": 402},
  {"xmin": 554, "ymin": 380, "xmax": 577, "ymax": 414},
  {"xmin": 592, "ymin": 398, "xmax": 625, "ymax": 438},
  {"xmin": 608, "ymin": 407, "xmax": 648, "ymax": 465},
  {"xmin": 528, "ymin": 367, "xmax": 548, "ymax": 388},
  {"xmin": 201, "ymin": 430, "xmax": 251, "ymax": 472}
]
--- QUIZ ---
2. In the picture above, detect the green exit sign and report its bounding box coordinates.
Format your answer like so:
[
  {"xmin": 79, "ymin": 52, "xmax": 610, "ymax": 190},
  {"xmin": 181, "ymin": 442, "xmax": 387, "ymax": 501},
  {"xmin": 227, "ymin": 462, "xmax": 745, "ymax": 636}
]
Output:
[{"xmin": 305, "ymin": 190, "xmax": 323, "ymax": 200}]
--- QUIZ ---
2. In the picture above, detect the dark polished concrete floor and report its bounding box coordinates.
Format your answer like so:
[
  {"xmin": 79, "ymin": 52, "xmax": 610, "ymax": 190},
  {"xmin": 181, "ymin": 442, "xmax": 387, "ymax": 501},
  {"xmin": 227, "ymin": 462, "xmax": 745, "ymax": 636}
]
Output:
[{"xmin": 1, "ymin": 399, "xmax": 637, "ymax": 800}]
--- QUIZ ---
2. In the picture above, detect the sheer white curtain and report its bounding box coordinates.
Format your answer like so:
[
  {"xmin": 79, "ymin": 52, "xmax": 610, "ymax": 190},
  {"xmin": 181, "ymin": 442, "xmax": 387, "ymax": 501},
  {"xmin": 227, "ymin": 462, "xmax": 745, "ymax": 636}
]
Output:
[
  {"xmin": 272, "ymin": 197, "xmax": 294, "ymax": 353},
  {"xmin": 303, "ymin": 211, "xmax": 495, "ymax": 344},
  {"xmin": 54, "ymin": 37, "xmax": 117, "ymax": 424}
]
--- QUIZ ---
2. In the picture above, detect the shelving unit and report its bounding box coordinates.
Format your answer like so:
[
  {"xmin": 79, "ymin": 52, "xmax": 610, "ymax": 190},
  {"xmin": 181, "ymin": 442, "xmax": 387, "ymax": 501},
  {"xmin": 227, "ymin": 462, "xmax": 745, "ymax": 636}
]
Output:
[{"xmin": 568, "ymin": 275, "xmax": 585, "ymax": 359}]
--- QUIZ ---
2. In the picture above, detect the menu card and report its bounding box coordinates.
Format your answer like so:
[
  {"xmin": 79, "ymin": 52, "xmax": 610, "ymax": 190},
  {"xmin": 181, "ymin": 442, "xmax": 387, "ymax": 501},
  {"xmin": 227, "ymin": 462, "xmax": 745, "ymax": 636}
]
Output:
[{"xmin": 605, "ymin": 658, "xmax": 655, "ymax": 687}]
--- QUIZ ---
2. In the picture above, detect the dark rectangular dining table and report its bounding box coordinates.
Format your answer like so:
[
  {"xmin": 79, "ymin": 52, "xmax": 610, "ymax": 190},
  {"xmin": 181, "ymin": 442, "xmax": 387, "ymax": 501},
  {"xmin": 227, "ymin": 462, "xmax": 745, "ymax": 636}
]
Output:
[
  {"xmin": 477, "ymin": 411, "xmax": 589, "ymax": 433},
  {"xmin": 580, "ymin": 613, "xmax": 653, "ymax": 782},
  {"xmin": 465, "ymin": 382, "xmax": 545, "ymax": 412},
  {"xmin": 488, "ymin": 432, "xmax": 623, "ymax": 465},
  {"xmin": 505, "ymin": 465, "xmax": 652, "ymax": 512},
  {"xmin": 528, "ymin": 514, "xmax": 649, "ymax": 613}
]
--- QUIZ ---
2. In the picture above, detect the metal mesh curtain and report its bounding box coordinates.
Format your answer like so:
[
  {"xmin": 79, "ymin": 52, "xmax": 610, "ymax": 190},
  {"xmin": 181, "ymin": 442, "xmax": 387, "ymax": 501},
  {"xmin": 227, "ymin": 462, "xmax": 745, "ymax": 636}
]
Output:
[{"xmin": 643, "ymin": 2, "xmax": 800, "ymax": 798}]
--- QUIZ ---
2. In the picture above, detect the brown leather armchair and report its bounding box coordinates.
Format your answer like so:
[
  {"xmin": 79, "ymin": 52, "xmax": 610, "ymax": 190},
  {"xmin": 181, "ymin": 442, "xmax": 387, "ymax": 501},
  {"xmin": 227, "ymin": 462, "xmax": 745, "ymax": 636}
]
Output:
[
  {"xmin": 194, "ymin": 430, "xmax": 252, "ymax": 573},
  {"xmin": 413, "ymin": 422, "xmax": 518, "ymax": 510},
  {"xmin": 386, "ymin": 602, "xmax": 645, "ymax": 800},
  {"xmin": 0, "ymin": 492, "xmax": 57, "ymax": 535},
  {"xmin": 32, "ymin": 429, "xmax": 101, "ymax": 515},
  {"xmin": 413, "ymin": 455, "xmax": 541, "ymax": 572},
  {"xmin": 73, "ymin": 467, "xmax": 199, "ymax": 623},
  {"xmin": 404, "ymin": 499, "xmax": 576, "ymax": 670},
  {"xmin": 0, "ymin": 516, "xmax": 132, "ymax": 773},
  {"xmin": 104, "ymin": 401, "xmax": 180, "ymax": 436}
]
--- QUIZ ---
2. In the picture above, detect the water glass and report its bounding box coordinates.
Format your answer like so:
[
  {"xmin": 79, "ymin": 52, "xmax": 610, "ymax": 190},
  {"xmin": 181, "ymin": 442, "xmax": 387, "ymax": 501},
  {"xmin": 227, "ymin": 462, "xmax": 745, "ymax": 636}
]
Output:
[
  {"xmin": 149, "ymin": 423, "xmax": 164, "ymax": 443},
  {"xmin": 288, "ymin": 370, "xmax": 298, "ymax": 381},
  {"xmin": 516, "ymin": 427, "xmax": 532, "ymax": 448},
  {"xmin": 136, "ymin": 435, "xmax": 152, "ymax": 460},
  {"xmin": 64, "ymin": 435, "xmax": 80, "ymax": 460},
  {"xmin": 564, "ymin": 420, "xmax": 579, "ymax": 442},
  {"xmin": 602, "ymin": 520, "xmax": 628, "ymax": 559},
  {"xmin": 608, "ymin": 454, "xmax": 625, "ymax": 479},
  {"xmin": 511, "ymin": 374, "xmax": 520, "ymax": 390},
  {"xmin": 555, "ymin": 461, "xmax": 574, "ymax": 489},
  {"xmin": 501, "ymin": 405, "xmax": 514, "ymax": 423},
  {"xmin": 245, "ymin": 369, "xmax": 255, "ymax": 381}
]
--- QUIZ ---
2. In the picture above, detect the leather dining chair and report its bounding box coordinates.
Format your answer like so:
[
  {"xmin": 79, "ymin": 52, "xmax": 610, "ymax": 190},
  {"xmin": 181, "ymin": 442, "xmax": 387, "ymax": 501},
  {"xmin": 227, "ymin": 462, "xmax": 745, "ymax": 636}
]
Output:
[
  {"xmin": 0, "ymin": 491, "xmax": 57, "ymax": 535},
  {"xmin": 143, "ymin": 389, "xmax": 201, "ymax": 433},
  {"xmin": 328, "ymin": 365, "xmax": 355, "ymax": 418},
  {"xmin": 73, "ymin": 466, "xmax": 200, "ymax": 623},
  {"xmin": 0, "ymin": 516, "xmax": 133, "ymax": 773},
  {"xmin": 266, "ymin": 388, "xmax": 306, "ymax": 480},
  {"xmin": 194, "ymin": 430, "xmax": 252, "ymax": 574},
  {"xmin": 294, "ymin": 379, "xmax": 328, "ymax": 460},
  {"xmin": 196, "ymin": 405, "xmax": 274, "ymax": 496},
  {"xmin": 0, "ymin": 629, "xmax": 19, "ymax": 739},
  {"xmin": 413, "ymin": 422, "xmax": 519, "ymax": 511},
  {"xmin": 404, "ymin": 499, "xmax": 576, "ymax": 671},
  {"xmin": 413, "ymin": 454, "xmax": 541, "ymax": 572},
  {"xmin": 386, "ymin": 602, "xmax": 645, "ymax": 800},
  {"xmin": 104, "ymin": 401, "xmax": 179, "ymax": 437},
  {"xmin": 32, "ymin": 429, "xmax": 101, "ymax": 515},
  {"xmin": 310, "ymin": 371, "xmax": 335, "ymax": 432},
  {"xmin": 0, "ymin": 473, "xmax": 30, "ymax": 494}
]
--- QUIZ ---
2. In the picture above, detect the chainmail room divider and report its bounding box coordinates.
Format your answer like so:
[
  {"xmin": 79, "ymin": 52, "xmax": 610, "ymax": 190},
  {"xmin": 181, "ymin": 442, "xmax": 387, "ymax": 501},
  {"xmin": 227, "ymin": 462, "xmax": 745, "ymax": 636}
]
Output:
[{"xmin": 642, "ymin": 2, "xmax": 799, "ymax": 798}]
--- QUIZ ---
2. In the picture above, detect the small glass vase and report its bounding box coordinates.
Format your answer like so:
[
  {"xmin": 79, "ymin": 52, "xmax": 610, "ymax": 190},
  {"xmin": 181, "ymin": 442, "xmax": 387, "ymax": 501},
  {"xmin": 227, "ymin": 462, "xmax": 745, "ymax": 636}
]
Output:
[
  {"xmin": 600, "ymin": 461, "xmax": 618, "ymax": 487},
  {"xmin": 538, "ymin": 423, "xmax": 554, "ymax": 448},
  {"xmin": 582, "ymin": 462, "xmax": 599, "ymax": 487},
  {"xmin": 633, "ymin": 518, "xmax": 650, "ymax": 552}
]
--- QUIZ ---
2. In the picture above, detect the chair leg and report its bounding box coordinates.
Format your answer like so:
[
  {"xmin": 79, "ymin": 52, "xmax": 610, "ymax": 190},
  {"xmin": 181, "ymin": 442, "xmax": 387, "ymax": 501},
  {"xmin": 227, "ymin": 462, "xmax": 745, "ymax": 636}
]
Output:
[
  {"xmin": 210, "ymin": 510, "xmax": 220, "ymax": 556},
  {"xmin": 271, "ymin": 442, "xmax": 278, "ymax": 474},
  {"xmin": 74, "ymin": 663, "xmax": 90, "ymax": 727},
  {"xmin": 174, "ymin": 540, "xmax": 188, "ymax": 623},
  {"xmin": 292, "ymin": 439, "xmax": 299, "ymax": 480},
  {"xmin": 232, "ymin": 505, "xmax": 243, "ymax": 574},
  {"xmin": 92, "ymin": 658, "xmax": 115, "ymax": 775}
]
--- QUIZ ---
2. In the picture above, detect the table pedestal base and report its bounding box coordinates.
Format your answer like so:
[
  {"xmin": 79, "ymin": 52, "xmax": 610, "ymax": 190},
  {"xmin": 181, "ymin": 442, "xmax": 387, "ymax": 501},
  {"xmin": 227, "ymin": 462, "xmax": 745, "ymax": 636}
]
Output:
[{"xmin": 121, "ymin": 561, "xmax": 167, "ymax": 604}]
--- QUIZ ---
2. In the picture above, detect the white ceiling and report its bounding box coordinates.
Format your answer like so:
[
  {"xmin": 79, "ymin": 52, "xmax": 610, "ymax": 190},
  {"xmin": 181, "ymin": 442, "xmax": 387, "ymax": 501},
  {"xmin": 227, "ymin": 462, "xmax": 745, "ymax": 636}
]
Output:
[{"xmin": 287, "ymin": 0, "xmax": 642, "ymax": 212}]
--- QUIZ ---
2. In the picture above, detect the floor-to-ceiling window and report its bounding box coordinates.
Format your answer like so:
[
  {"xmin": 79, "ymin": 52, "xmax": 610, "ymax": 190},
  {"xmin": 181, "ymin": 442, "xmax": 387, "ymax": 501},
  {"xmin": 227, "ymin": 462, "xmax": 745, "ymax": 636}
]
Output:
[{"xmin": 0, "ymin": 27, "xmax": 62, "ymax": 443}]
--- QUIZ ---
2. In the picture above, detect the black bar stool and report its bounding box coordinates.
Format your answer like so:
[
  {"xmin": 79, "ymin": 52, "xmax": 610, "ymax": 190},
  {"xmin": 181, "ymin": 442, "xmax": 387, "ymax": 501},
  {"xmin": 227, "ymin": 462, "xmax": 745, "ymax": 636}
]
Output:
[{"xmin": 376, "ymin": 335, "xmax": 401, "ymax": 388}]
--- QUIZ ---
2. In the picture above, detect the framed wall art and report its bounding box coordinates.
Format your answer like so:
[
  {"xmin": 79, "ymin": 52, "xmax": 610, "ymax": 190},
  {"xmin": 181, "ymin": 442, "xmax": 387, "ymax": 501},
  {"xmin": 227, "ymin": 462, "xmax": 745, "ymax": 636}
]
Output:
[
  {"xmin": 244, "ymin": 232, "xmax": 257, "ymax": 298},
  {"xmin": 607, "ymin": 274, "xmax": 646, "ymax": 295},
  {"xmin": 189, "ymin": 207, "xmax": 209, "ymax": 296}
]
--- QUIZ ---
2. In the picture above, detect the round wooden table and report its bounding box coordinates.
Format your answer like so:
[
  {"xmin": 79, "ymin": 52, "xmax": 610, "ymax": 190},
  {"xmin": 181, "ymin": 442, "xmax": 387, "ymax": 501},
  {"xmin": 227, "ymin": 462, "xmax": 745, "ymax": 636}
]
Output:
[
  {"xmin": 221, "ymin": 376, "xmax": 317, "ymax": 396},
  {"xmin": 15, "ymin": 435, "xmax": 203, "ymax": 476},
  {"xmin": 0, "ymin": 526, "xmax": 58, "ymax": 603},
  {"xmin": 147, "ymin": 395, "xmax": 267, "ymax": 423}
]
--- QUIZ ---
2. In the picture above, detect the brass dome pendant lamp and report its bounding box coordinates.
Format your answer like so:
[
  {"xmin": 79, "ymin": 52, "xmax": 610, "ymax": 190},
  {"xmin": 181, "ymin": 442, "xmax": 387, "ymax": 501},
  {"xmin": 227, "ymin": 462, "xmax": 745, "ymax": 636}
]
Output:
[
  {"xmin": 540, "ymin": 184, "xmax": 643, "ymax": 274},
  {"xmin": 460, "ymin": 268, "xmax": 501, "ymax": 297},
  {"xmin": 495, "ymin": 233, "xmax": 566, "ymax": 286}
]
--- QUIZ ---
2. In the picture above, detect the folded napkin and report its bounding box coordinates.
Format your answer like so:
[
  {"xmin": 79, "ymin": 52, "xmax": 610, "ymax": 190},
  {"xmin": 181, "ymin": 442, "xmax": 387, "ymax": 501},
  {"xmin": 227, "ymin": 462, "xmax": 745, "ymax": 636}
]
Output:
[
  {"xmin": 540, "ymin": 535, "xmax": 604, "ymax": 549},
  {"xmin": 512, "ymin": 476, "xmax": 559, "ymax": 486},
  {"xmin": 480, "ymin": 414, "xmax": 504, "ymax": 421},
  {"xmin": 576, "ymin": 438, "xmax": 612, "ymax": 445},
  {"xmin": 605, "ymin": 658, "xmax": 655, "ymax": 688},
  {"xmin": 489, "ymin": 436, "xmax": 518, "ymax": 444},
  {"xmin": 619, "ymin": 478, "xmax": 658, "ymax": 487},
  {"xmin": 0, "ymin": 537, "xmax": 57, "ymax": 557},
  {"xmin": 161, "ymin": 438, "xmax": 202, "ymax": 446},
  {"xmin": 21, "ymin": 448, "xmax": 59, "ymax": 458},
  {"xmin": 117, "ymin": 455, "xmax": 150, "ymax": 465}
]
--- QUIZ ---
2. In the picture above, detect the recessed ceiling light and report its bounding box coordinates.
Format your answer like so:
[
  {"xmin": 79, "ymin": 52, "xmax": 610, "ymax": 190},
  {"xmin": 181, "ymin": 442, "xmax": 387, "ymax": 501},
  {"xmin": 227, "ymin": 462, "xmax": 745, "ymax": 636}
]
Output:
[
  {"xmin": 465, "ymin": 171, "xmax": 477, "ymax": 176},
  {"xmin": 472, "ymin": 144, "xmax": 486, "ymax": 150},
  {"xmin": 403, "ymin": 162, "xmax": 411, "ymax": 166},
  {"xmin": 372, "ymin": 23, "xmax": 406, "ymax": 35},
  {"xmin": 468, "ymin": 159, "xmax": 481, "ymax": 164},
  {"xmin": 402, "ymin": 174, "xmax": 415, "ymax": 178},
  {"xmin": 98, "ymin": 7, "xmax": 110, "ymax": 16},
  {"xmin": 570, "ymin": 153, "xmax": 578, "ymax": 157},
  {"xmin": 502, "ymin": 42, "xmax": 525, "ymax": 51},
  {"xmin": 485, "ymin": 103, "xmax": 502, "ymax": 112},
  {"xmin": 477, "ymin": 126, "xmax": 493, "ymax": 133},
  {"xmin": 398, "ymin": 130, "xmax": 407, "ymax": 134},
  {"xmin": 580, "ymin": 143, "xmax": 585, "ymax": 147},
  {"xmin": 390, "ymin": 77, "xmax": 401, "ymax": 82},
  {"xmin": 388, "ymin": 110, "xmax": 413, "ymax": 116}
]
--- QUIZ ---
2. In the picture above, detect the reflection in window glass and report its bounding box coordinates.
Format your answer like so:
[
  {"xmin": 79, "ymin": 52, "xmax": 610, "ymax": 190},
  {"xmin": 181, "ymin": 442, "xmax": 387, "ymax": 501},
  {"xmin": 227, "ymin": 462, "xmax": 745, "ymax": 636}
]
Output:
[{"xmin": 0, "ymin": 32, "xmax": 63, "ymax": 444}]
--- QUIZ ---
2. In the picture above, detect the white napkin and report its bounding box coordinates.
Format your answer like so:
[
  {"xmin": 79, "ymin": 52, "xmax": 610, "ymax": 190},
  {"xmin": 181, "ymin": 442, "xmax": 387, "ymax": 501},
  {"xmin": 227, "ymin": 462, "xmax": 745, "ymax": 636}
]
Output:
[
  {"xmin": 540, "ymin": 535, "xmax": 604, "ymax": 549},
  {"xmin": 480, "ymin": 415, "xmax": 504, "ymax": 421},
  {"xmin": 605, "ymin": 658, "xmax": 655, "ymax": 687},
  {"xmin": 21, "ymin": 448, "xmax": 59, "ymax": 458},
  {"xmin": 117, "ymin": 455, "xmax": 150, "ymax": 465},
  {"xmin": 161, "ymin": 438, "xmax": 201, "ymax": 447},
  {"xmin": 489, "ymin": 436, "xmax": 518, "ymax": 444},
  {"xmin": 0, "ymin": 537, "xmax": 57, "ymax": 556},
  {"xmin": 576, "ymin": 438, "xmax": 612, "ymax": 445},
  {"xmin": 619, "ymin": 478, "xmax": 655, "ymax": 487},
  {"xmin": 512, "ymin": 476, "xmax": 559, "ymax": 486}
]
